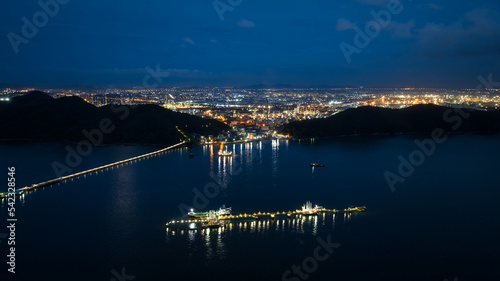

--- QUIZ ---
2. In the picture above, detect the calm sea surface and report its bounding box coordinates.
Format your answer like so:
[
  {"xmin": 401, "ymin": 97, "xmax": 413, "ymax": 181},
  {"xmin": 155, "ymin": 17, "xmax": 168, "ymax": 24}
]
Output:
[{"xmin": 1, "ymin": 135, "xmax": 499, "ymax": 281}]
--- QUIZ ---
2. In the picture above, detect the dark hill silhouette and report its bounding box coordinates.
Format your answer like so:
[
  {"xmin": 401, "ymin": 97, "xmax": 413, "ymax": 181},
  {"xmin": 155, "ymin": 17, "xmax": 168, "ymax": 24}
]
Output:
[
  {"xmin": 280, "ymin": 104, "xmax": 500, "ymax": 138},
  {"xmin": 0, "ymin": 91, "xmax": 229, "ymax": 145}
]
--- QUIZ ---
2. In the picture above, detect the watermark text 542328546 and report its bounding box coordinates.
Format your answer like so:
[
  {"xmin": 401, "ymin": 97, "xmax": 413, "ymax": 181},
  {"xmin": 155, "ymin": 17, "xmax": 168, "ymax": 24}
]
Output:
[{"xmin": 6, "ymin": 167, "xmax": 18, "ymax": 274}]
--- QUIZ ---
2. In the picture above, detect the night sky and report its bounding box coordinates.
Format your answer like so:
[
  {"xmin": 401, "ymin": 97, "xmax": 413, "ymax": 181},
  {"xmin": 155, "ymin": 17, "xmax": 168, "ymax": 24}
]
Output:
[{"xmin": 1, "ymin": 0, "xmax": 500, "ymax": 88}]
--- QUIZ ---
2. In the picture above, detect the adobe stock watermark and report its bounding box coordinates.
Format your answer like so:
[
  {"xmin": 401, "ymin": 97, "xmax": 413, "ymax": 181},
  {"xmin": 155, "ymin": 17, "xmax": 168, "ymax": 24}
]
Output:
[
  {"xmin": 110, "ymin": 267, "xmax": 135, "ymax": 281},
  {"xmin": 384, "ymin": 108, "xmax": 472, "ymax": 192},
  {"xmin": 339, "ymin": 0, "xmax": 406, "ymax": 63},
  {"xmin": 177, "ymin": 149, "xmax": 243, "ymax": 216},
  {"xmin": 7, "ymin": 0, "xmax": 71, "ymax": 54},
  {"xmin": 384, "ymin": 73, "xmax": 499, "ymax": 192},
  {"xmin": 178, "ymin": 141, "xmax": 270, "ymax": 216},
  {"xmin": 51, "ymin": 65, "xmax": 169, "ymax": 178},
  {"xmin": 475, "ymin": 74, "xmax": 500, "ymax": 92},
  {"xmin": 282, "ymin": 235, "xmax": 340, "ymax": 281},
  {"xmin": 213, "ymin": 0, "xmax": 244, "ymax": 22},
  {"xmin": 142, "ymin": 64, "xmax": 170, "ymax": 89}
]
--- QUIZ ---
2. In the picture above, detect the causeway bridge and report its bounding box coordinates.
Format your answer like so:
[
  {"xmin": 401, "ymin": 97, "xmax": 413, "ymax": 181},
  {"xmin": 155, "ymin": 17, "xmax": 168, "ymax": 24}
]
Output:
[{"xmin": 20, "ymin": 141, "xmax": 186, "ymax": 192}]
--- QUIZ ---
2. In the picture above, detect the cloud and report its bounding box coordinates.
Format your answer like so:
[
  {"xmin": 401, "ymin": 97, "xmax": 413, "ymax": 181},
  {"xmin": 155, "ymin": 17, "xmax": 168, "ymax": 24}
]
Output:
[
  {"xmin": 2, "ymin": 66, "xmax": 206, "ymax": 78},
  {"xmin": 417, "ymin": 8, "xmax": 500, "ymax": 57},
  {"xmin": 183, "ymin": 37, "xmax": 195, "ymax": 45},
  {"xmin": 237, "ymin": 19, "xmax": 256, "ymax": 28},
  {"xmin": 336, "ymin": 18, "xmax": 356, "ymax": 31},
  {"xmin": 387, "ymin": 20, "xmax": 415, "ymax": 38}
]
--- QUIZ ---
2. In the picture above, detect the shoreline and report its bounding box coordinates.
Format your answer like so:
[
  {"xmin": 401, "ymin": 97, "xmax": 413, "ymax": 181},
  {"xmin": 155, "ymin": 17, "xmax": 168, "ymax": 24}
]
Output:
[
  {"xmin": 290, "ymin": 130, "xmax": 500, "ymax": 142},
  {"xmin": 0, "ymin": 138, "xmax": 180, "ymax": 148},
  {"xmin": 1, "ymin": 130, "xmax": 499, "ymax": 148}
]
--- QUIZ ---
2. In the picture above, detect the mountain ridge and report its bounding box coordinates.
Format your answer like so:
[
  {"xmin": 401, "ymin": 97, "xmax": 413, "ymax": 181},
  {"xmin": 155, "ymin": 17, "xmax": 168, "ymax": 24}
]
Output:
[
  {"xmin": 280, "ymin": 104, "xmax": 500, "ymax": 139},
  {"xmin": 0, "ymin": 91, "xmax": 229, "ymax": 145}
]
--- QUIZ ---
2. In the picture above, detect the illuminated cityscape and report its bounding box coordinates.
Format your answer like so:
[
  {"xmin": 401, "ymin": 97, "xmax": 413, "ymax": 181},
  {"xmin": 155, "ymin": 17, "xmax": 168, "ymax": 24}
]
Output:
[
  {"xmin": 2, "ymin": 86, "xmax": 499, "ymax": 142},
  {"xmin": 2, "ymin": 0, "xmax": 500, "ymax": 279}
]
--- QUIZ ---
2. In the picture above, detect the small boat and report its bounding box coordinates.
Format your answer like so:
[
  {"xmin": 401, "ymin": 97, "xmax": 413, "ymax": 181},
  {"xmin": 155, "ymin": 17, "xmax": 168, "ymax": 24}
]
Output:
[
  {"xmin": 188, "ymin": 205, "xmax": 232, "ymax": 218},
  {"xmin": 218, "ymin": 144, "xmax": 233, "ymax": 157},
  {"xmin": 188, "ymin": 210, "xmax": 209, "ymax": 218},
  {"xmin": 189, "ymin": 152, "xmax": 194, "ymax": 158},
  {"xmin": 310, "ymin": 163, "xmax": 326, "ymax": 167},
  {"xmin": 218, "ymin": 151, "xmax": 233, "ymax": 156}
]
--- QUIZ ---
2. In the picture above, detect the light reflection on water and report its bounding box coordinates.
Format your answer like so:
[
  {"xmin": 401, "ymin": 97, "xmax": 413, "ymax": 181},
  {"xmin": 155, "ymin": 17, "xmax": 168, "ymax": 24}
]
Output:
[
  {"xmin": 166, "ymin": 212, "xmax": 350, "ymax": 260},
  {"xmin": 3, "ymin": 136, "xmax": 500, "ymax": 281},
  {"xmin": 204, "ymin": 140, "xmax": 287, "ymax": 188},
  {"xmin": 1, "ymin": 194, "xmax": 26, "ymax": 207},
  {"xmin": 245, "ymin": 142, "xmax": 253, "ymax": 172},
  {"xmin": 272, "ymin": 139, "xmax": 279, "ymax": 177},
  {"xmin": 343, "ymin": 212, "xmax": 352, "ymax": 223}
]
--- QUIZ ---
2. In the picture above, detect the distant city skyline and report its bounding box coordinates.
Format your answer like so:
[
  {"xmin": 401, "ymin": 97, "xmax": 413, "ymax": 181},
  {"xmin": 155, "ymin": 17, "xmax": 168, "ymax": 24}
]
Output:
[{"xmin": 1, "ymin": 0, "xmax": 500, "ymax": 88}]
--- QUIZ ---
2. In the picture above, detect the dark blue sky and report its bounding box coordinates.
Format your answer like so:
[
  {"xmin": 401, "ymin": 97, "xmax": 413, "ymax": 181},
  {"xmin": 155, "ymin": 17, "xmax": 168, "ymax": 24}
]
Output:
[{"xmin": 1, "ymin": 0, "xmax": 500, "ymax": 88}]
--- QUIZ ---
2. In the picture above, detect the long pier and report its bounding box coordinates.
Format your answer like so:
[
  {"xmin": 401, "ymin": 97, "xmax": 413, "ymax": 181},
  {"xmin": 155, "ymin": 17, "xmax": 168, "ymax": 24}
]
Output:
[
  {"xmin": 166, "ymin": 206, "xmax": 366, "ymax": 226},
  {"xmin": 20, "ymin": 141, "xmax": 186, "ymax": 192}
]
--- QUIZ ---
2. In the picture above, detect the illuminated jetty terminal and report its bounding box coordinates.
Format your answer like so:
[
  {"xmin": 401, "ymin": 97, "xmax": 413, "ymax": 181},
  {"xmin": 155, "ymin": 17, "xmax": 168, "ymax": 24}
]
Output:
[{"xmin": 166, "ymin": 202, "xmax": 366, "ymax": 229}]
